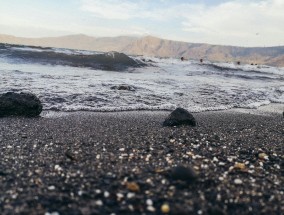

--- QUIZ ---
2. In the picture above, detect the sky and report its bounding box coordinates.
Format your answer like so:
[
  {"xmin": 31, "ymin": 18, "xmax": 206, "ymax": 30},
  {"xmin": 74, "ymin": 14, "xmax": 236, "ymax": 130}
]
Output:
[{"xmin": 0, "ymin": 0, "xmax": 283, "ymax": 47}]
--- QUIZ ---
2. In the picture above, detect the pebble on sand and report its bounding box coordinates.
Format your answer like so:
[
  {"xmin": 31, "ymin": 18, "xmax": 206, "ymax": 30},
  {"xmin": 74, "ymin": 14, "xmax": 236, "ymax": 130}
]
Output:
[
  {"xmin": 147, "ymin": 205, "xmax": 156, "ymax": 212},
  {"xmin": 258, "ymin": 153, "xmax": 269, "ymax": 160},
  {"xmin": 48, "ymin": 185, "xmax": 56, "ymax": 190},
  {"xmin": 161, "ymin": 203, "xmax": 170, "ymax": 214},
  {"xmin": 163, "ymin": 107, "xmax": 196, "ymax": 127},
  {"xmin": 169, "ymin": 165, "xmax": 198, "ymax": 182},
  {"xmin": 234, "ymin": 179, "xmax": 243, "ymax": 185},
  {"xmin": 126, "ymin": 182, "xmax": 140, "ymax": 192},
  {"xmin": 234, "ymin": 162, "xmax": 246, "ymax": 170}
]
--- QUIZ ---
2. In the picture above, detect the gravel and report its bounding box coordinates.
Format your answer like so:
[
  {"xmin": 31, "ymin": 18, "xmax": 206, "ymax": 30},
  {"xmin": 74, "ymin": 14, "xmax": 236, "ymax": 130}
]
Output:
[{"xmin": 0, "ymin": 110, "xmax": 283, "ymax": 215}]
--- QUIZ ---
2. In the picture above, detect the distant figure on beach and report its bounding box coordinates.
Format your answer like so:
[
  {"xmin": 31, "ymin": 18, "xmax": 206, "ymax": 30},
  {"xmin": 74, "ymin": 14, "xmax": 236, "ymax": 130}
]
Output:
[
  {"xmin": 237, "ymin": 61, "xmax": 240, "ymax": 65},
  {"xmin": 200, "ymin": 59, "xmax": 203, "ymax": 63},
  {"xmin": 181, "ymin": 57, "xmax": 184, "ymax": 61}
]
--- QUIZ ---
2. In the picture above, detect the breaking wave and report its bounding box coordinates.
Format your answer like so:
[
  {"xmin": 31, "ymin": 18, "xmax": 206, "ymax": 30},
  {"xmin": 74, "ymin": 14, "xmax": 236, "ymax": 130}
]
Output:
[
  {"xmin": 0, "ymin": 44, "xmax": 145, "ymax": 71},
  {"xmin": 0, "ymin": 44, "xmax": 283, "ymax": 113}
]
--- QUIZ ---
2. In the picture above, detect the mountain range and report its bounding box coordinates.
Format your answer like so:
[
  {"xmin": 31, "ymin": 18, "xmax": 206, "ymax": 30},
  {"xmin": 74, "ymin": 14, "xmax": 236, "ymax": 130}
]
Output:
[{"xmin": 1, "ymin": 34, "xmax": 284, "ymax": 67}]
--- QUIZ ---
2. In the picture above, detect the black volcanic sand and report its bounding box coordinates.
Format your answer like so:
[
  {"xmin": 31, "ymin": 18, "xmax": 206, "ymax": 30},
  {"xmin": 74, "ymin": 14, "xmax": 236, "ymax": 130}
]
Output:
[{"xmin": 0, "ymin": 111, "xmax": 283, "ymax": 215}]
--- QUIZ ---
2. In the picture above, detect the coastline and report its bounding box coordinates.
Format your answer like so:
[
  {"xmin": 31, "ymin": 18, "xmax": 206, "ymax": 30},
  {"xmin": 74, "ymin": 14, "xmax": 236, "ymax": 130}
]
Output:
[
  {"xmin": 0, "ymin": 107, "xmax": 283, "ymax": 214},
  {"xmin": 228, "ymin": 103, "xmax": 284, "ymax": 116},
  {"xmin": 40, "ymin": 103, "xmax": 284, "ymax": 119}
]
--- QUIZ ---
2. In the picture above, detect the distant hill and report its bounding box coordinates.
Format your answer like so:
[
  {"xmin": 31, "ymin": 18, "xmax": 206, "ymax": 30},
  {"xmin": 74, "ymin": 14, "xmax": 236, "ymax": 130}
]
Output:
[{"xmin": 1, "ymin": 34, "xmax": 284, "ymax": 67}]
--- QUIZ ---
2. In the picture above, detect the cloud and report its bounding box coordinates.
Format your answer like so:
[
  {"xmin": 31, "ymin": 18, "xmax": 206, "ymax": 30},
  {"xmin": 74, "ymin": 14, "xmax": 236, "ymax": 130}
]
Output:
[
  {"xmin": 81, "ymin": 0, "xmax": 139, "ymax": 20},
  {"xmin": 181, "ymin": 0, "xmax": 284, "ymax": 46},
  {"xmin": 80, "ymin": 0, "xmax": 173, "ymax": 20},
  {"xmin": 74, "ymin": 24, "xmax": 150, "ymax": 37},
  {"xmin": 79, "ymin": 0, "xmax": 284, "ymax": 46},
  {"xmin": 4, "ymin": 0, "xmax": 282, "ymax": 46}
]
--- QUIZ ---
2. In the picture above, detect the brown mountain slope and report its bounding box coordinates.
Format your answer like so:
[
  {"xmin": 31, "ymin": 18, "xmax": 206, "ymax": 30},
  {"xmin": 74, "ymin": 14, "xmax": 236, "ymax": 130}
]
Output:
[
  {"xmin": 0, "ymin": 34, "xmax": 137, "ymax": 52},
  {"xmin": 1, "ymin": 34, "xmax": 284, "ymax": 67},
  {"xmin": 123, "ymin": 36, "xmax": 284, "ymax": 67}
]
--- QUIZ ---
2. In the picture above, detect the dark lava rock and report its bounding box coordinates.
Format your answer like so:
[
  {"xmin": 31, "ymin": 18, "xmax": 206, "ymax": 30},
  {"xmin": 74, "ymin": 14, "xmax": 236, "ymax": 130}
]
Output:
[
  {"xmin": 163, "ymin": 107, "xmax": 196, "ymax": 127},
  {"xmin": 65, "ymin": 150, "xmax": 78, "ymax": 161},
  {"xmin": 0, "ymin": 92, "xmax": 42, "ymax": 117},
  {"xmin": 169, "ymin": 165, "xmax": 198, "ymax": 182}
]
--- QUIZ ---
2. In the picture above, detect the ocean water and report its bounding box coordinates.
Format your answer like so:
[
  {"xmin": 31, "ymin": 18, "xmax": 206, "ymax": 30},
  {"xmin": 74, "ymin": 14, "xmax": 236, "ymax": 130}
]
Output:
[{"xmin": 0, "ymin": 44, "xmax": 283, "ymax": 112}]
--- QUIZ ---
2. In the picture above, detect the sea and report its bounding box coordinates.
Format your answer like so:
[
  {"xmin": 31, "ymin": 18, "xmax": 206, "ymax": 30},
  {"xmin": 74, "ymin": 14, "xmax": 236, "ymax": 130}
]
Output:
[{"xmin": 0, "ymin": 43, "xmax": 283, "ymax": 113}]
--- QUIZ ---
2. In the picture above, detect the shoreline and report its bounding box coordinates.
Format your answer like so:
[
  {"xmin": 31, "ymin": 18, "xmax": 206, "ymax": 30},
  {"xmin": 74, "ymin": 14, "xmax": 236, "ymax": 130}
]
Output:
[
  {"xmin": 0, "ymin": 108, "xmax": 283, "ymax": 214},
  {"xmin": 41, "ymin": 103, "xmax": 284, "ymax": 118}
]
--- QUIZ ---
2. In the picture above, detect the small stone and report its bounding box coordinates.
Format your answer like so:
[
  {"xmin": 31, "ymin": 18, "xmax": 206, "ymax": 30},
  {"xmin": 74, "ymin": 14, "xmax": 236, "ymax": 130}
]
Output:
[
  {"xmin": 155, "ymin": 168, "xmax": 166, "ymax": 173},
  {"xmin": 228, "ymin": 166, "xmax": 234, "ymax": 172},
  {"xmin": 126, "ymin": 182, "xmax": 140, "ymax": 192},
  {"xmin": 234, "ymin": 162, "xmax": 246, "ymax": 170},
  {"xmin": 258, "ymin": 153, "xmax": 269, "ymax": 160},
  {"xmin": 34, "ymin": 178, "xmax": 43, "ymax": 186},
  {"xmin": 78, "ymin": 190, "xmax": 83, "ymax": 196},
  {"xmin": 147, "ymin": 205, "xmax": 156, "ymax": 212},
  {"xmin": 116, "ymin": 193, "xmax": 124, "ymax": 200},
  {"xmin": 127, "ymin": 192, "xmax": 135, "ymax": 199},
  {"xmin": 213, "ymin": 157, "xmax": 219, "ymax": 162},
  {"xmin": 146, "ymin": 199, "xmax": 153, "ymax": 206},
  {"xmin": 95, "ymin": 189, "xmax": 101, "ymax": 194},
  {"xmin": 11, "ymin": 194, "xmax": 18, "ymax": 199},
  {"xmin": 104, "ymin": 191, "xmax": 110, "ymax": 198},
  {"xmin": 128, "ymin": 205, "xmax": 134, "ymax": 211},
  {"xmin": 0, "ymin": 92, "xmax": 42, "ymax": 117},
  {"xmin": 217, "ymin": 194, "xmax": 221, "ymax": 201},
  {"xmin": 234, "ymin": 179, "xmax": 242, "ymax": 185},
  {"xmin": 95, "ymin": 200, "xmax": 103, "ymax": 206},
  {"xmin": 169, "ymin": 165, "xmax": 198, "ymax": 182},
  {"xmin": 65, "ymin": 150, "xmax": 77, "ymax": 161},
  {"xmin": 186, "ymin": 151, "xmax": 194, "ymax": 156},
  {"xmin": 48, "ymin": 185, "xmax": 56, "ymax": 190},
  {"xmin": 161, "ymin": 203, "xmax": 170, "ymax": 214},
  {"xmin": 163, "ymin": 107, "xmax": 196, "ymax": 127},
  {"xmin": 54, "ymin": 165, "xmax": 62, "ymax": 171}
]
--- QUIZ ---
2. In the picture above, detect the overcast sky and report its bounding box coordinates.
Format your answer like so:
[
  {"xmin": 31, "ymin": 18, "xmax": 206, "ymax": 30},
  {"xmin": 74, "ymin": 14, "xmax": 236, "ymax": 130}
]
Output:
[{"xmin": 0, "ymin": 0, "xmax": 283, "ymax": 47}]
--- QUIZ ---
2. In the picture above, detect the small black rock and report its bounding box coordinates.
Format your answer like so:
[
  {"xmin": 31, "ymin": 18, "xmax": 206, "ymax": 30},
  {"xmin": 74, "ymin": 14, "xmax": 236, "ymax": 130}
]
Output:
[
  {"xmin": 163, "ymin": 107, "xmax": 196, "ymax": 127},
  {"xmin": 169, "ymin": 165, "xmax": 198, "ymax": 182},
  {"xmin": 0, "ymin": 92, "xmax": 42, "ymax": 117},
  {"xmin": 65, "ymin": 150, "xmax": 77, "ymax": 161}
]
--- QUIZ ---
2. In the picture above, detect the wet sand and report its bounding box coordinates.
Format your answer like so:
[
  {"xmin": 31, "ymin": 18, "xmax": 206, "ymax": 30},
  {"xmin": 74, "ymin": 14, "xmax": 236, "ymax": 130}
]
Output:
[{"xmin": 0, "ymin": 109, "xmax": 283, "ymax": 215}]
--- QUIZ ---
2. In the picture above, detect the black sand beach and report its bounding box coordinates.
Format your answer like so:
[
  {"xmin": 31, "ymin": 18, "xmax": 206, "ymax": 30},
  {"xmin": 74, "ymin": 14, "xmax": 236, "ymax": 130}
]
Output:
[{"xmin": 0, "ymin": 110, "xmax": 283, "ymax": 215}]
